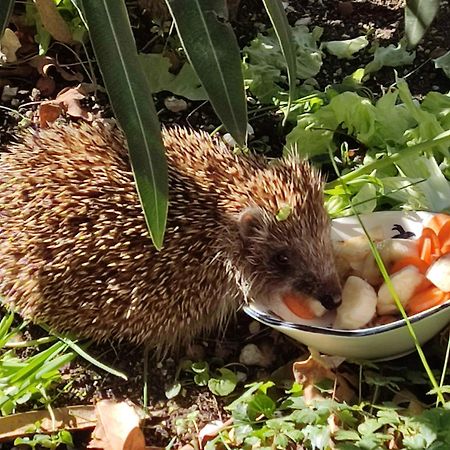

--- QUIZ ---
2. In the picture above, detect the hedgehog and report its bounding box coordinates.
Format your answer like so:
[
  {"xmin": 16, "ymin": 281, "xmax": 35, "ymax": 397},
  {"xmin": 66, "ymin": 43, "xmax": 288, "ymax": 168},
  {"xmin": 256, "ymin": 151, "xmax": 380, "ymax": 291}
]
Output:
[{"xmin": 0, "ymin": 123, "xmax": 341, "ymax": 350}]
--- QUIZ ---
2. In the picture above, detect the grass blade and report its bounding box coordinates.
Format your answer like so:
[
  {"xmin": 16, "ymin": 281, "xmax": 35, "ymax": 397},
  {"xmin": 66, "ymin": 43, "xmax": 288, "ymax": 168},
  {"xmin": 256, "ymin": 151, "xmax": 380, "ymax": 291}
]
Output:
[
  {"xmin": 405, "ymin": 0, "xmax": 440, "ymax": 48},
  {"xmin": 261, "ymin": 0, "xmax": 296, "ymax": 125},
  {"xmin": 76, "ymin": 0, "xmax": 168, "ymax": 249},
  {"xmin": 166, "ymin": 0, "xmax": 247, "ymax": 145},
  {"xmin": 0, "ymin": 0, "xmax": 14, "ymax": 37}
]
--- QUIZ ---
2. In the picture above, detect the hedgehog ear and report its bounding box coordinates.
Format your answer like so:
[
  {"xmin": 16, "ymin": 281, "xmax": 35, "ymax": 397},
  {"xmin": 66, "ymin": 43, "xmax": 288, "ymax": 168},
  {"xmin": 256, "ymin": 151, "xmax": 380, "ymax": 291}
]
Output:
[{"xmin": 237, "ymin": 207, "xmax": 266, "ymax": 240}]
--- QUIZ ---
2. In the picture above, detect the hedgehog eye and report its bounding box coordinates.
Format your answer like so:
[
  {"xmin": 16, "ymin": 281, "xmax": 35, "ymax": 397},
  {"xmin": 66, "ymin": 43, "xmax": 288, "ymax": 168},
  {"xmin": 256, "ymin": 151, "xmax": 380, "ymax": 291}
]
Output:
[{"xmin": 271, "ymin": 250, "xmax": 291, "ymax": 269}]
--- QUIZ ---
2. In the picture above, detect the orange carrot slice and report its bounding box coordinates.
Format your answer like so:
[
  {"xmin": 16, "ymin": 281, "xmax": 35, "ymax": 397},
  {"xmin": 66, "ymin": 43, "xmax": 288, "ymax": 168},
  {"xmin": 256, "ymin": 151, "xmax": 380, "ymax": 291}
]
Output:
[
  {"xmin": 425, "ymin": 213, "xmax": 450, "ymax": 235},
  {"xmin": 283, "ymin": 293, "xmax": 315, "ymax": 320},
  {"xmin": 407, "ymin": 287, "xmax": 448, "ymax": 315},
  {"xmin": 390, "ymin": 257, "xmax": 429, "ymax": 275},
  {"xmin": 418, "ymin": 228, "xmax": 441, "ymax": 263},
  {"xmin": 438, "ymin": 220, "xmax": 450, "ymax": 250}
]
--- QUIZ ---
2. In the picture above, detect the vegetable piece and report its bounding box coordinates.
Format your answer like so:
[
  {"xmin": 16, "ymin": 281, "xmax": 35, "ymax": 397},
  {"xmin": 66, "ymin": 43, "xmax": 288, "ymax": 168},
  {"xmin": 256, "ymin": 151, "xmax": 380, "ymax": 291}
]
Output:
[
  {"xmin": 418, "ymin": 227, "xmax": 441, "ymax": 264},
  {"xmin": 377, "ymin": 266, "xmax": 426, "ymax": 315},
  {"xmin": 407, "ymin": 287, "xmax": 449, "ymax": 315},
  {"xmin": 425, "ymin": 213, "xmax": 450, "ymax": 235},
  {"xmin": 332, "ymin": 235, "xmax": 372, "ymax": 271},
  {"xmin": 362, "ymin": 238, "xmax": 419, "ymax": 285},
  {"xmin": 283, "ymin": 293, "xmax": 316, "ymax": 320},
  {"xmin": 437, "ymin": 220, "xmax": 450, "ymax": 252},
  {"xmin": 334, "ymin": 276, "xmax": 377, "ymax": 329},
  {"xmin": 426, "ymin": 253, "xmax": 450, "ymax": 292},
  {"xmin": 390, "ymin": 256, "xmax": 429, "ymax": 275}
]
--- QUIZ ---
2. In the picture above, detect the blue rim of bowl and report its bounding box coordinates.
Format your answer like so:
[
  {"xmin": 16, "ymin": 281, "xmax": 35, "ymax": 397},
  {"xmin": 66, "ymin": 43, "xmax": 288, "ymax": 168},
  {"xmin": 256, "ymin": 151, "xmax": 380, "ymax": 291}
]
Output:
[{"xmin": 243, "ymin": 300, "xmax": 450, "ymax": 336}]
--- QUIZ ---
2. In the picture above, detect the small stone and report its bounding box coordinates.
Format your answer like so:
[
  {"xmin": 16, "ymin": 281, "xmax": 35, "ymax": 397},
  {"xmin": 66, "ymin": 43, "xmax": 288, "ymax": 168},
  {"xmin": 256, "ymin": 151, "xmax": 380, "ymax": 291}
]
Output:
[
  {"xmin": 164, "ymin": 96, "xmax": 188, "ymax": 112},
  {"xmin": 296, "ymin": 17, "xmax": 312, "ymax": 26},
  {"xmin": 1, "ymin": 85, "xmax": 17, "ymax": 102},
  {"xmin": 239, "ymin": 343, "xmax": 272, "ymax": 367}
]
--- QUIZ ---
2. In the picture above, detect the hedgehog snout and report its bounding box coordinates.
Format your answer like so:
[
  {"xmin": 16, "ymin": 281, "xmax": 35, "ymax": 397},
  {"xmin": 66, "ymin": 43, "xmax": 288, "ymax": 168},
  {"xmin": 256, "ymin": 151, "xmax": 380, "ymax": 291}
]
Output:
[{"xmin": 317, "ymin": 292, "xmax": 341, "ymax": 310}]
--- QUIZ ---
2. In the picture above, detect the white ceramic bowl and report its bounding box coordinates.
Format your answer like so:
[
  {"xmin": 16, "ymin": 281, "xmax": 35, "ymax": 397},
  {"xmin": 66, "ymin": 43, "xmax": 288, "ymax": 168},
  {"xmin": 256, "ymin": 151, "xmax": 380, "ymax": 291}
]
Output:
[{"xmin": 244, "ymin": 211, "xmax": 450, "ymax": 361}]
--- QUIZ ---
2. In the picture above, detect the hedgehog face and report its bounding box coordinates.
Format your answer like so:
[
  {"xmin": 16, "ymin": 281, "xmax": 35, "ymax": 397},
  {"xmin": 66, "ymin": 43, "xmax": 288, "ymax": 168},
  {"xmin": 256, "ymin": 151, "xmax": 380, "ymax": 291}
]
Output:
[{"xmin": 237, "ymin": 206, "xmax": 341, "ymax": 310}]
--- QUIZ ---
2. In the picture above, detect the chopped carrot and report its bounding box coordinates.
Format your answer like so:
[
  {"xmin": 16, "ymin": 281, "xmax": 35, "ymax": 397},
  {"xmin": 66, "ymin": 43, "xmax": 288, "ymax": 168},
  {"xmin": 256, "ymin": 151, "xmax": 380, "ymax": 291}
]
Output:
[
  {"xmin": 407, "ymin": 287, "xmax": 449, "ymax": 316},
  {"xmin": 425, "ymin": 213, "xmax": 450, "ymax": 235},
  {"xmin": 418, "ymin": 227, "xmax": 441, "ymax": 264},
  {"xmin": 441, "ymin": 242, "xmax": 450, "ymax": 255},
  {"xmin": 420, "ymin": 237, "xmax": 432, "ymax": 264},
  {"xmin": 415, "ymin": 277, "xmax": 433, "ymax": 293},
  {"xmin": 283, "ymin": 293, "xmax": 316, "ymax": 320},
  {"xmin": 438, "ymin": 220, "xmax": 450, "ymax": 251},
  {"xmin": 390, "ymin": 257, "xmax": 429, "ymax": 275}
]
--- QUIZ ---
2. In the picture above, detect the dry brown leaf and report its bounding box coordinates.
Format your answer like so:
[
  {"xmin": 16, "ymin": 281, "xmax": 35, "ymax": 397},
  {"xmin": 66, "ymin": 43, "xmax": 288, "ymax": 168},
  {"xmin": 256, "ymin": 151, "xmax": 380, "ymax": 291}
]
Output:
[
  {"xmin": 38, "ymin": 85, "xmax": 92, "ymax": 126},
  {"xmin": 293, "ymin": 350, "xmax": 355, "ymax": 403},
  {"xmin": 198, "ymin": 418, "xmax": 232, "ymax": 448},
  {"xmin": 0, "ymin": 405, "xmax": 96, "ymax": 442},
  {"xmin": 34, "ymin": 0, "xmax": 72, "ymax": 44},
  {"xmin": 39, "ymin": 102, "xmax": 63, "ymax": 127},
  {"xmin": 89, "ymin": 400, "xmax": 145, "ymax": 450}
]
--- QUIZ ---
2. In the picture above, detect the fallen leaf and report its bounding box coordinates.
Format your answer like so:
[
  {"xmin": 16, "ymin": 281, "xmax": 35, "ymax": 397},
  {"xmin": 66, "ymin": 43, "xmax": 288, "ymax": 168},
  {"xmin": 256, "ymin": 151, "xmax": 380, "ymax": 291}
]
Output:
[
  {"xmin": 293, "ymin": 349, "xmax": 355, "ymax": 403},
  {"xmin": 34, "ymin": 0, "xmax": 72, "ymax": 44},
  {"xmin": 0, "ymin": 29, "xmax": 21, "ymax": 64},
  {"xmin": 39, "ymin": 102, "xmax": 63, "ymax": 127},
  {"xmin": 89, "ymin": 400, "xmax": 145, "ymax": 450},
  {"xmin": 38, "ymin": 84, "xmax": 92, "ymax": 126},
  {"xmin": 198, "ymin": 418, "xmax": 232, "ymax": 448},
  {"xmin": 0, "ymin": 405, "xmax": 96, "ymax": 442}
]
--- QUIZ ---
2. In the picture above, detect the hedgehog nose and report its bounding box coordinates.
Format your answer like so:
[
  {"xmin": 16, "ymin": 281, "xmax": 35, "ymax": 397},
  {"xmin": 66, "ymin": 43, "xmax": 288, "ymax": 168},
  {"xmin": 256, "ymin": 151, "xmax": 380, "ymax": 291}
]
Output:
[{"xmin": 318, "ymin": 293, "xmax": 341, "ymax": 310}]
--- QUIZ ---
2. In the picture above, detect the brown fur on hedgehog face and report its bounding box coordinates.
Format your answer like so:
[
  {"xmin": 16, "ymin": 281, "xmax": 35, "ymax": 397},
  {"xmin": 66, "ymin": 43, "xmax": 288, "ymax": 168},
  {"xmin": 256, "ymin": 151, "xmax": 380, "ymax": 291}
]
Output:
[{"xmin": 229, "ymin": 159, "xmax": 341, "ymax": 311}]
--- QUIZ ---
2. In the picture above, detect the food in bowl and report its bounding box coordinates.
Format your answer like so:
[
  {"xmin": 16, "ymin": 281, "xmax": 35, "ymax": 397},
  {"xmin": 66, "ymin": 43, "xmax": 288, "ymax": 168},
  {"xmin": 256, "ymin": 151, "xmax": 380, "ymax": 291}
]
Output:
[
  {"xmin": 244, "ymin": 212, "xmax": 450, "ymax": 360},
  {"xmin": 283, "ymin": 213, "xmax": 450, "ymax": 330}
]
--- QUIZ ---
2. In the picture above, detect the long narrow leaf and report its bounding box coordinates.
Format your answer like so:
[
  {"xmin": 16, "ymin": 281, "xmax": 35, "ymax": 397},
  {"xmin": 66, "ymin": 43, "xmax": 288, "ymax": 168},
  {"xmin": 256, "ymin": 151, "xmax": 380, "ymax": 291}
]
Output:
[
  {"xmin": 261, "ymin": 0, "xmax": 296, "ymax": 125},
  {"xmin": 405, "ymin": 0, "xmax": 440, "ymax": 48},
  {"xmin": 0, "ymin": 0, "xmax": 14, "ymax": 37},
  {"xmin": 76, "ymin": 0, "xmax": 168, "ymax": 249},
  {"xmin": 166, "ymin": 0, "xmax": 247, "ymax": 145}
]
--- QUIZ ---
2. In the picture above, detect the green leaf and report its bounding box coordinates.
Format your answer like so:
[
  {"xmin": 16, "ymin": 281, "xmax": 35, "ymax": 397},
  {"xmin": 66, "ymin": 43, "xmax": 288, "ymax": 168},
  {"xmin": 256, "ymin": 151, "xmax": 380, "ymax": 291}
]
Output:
[
  {"xmin": 405, "ymin": 0, "xmax": 440, "ymax": 49},
  {"xmin": 0, "ymin": 0, "xmax": 14, "ymax": 37},
  {"xmin": 166, "ymin": 0, "xmax": 247, "ymax": 145},
  {"xmin": 261, "ymin": 0, "xmax": 297, "ymax": 124},
  {"xmin": 364, "ymin": 39, "xmax": 416, "ymax": 74},
  {"xmin": 434, "ymin": 51, "xmax": 450, "ymax": 79},
  {"xmin": 208, "ymin": 368, "xmax": 237, "ymax": 396},
  {"xmin": 139, "ymin": 53, "xmax": 207, "ymax": 100},
  {"xmin": 77, "ymin": 0, "xmax": 168, "ymax": 249},
  {"xmin": 247, "ymin": 393, "xmax": 276, "ymax": 421},
  {"xmin": 165, "ymin": 381, "xmax": 181, "ymax": 399},
  {"xmin": 322, "ymin": 36, "xmax": 369, "ymax": 59}
]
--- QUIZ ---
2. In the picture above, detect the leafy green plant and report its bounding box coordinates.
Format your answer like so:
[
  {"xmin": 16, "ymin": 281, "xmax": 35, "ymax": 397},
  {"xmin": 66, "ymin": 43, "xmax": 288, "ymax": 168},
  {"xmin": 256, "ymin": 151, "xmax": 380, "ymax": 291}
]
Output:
[
  {"xmin": 15, "ymin": 430, "xmax": 74, "ymax": 450},
  {"xmin": 405, "ymin": 0, "xmax": 441, "ymax": 49},
  {"xmin": 206, "ymin": 379, "xmax": 450, "ymax": 449},
  {"xmin": 165, "ymin": 359, "xmax": 238, "ymax": 399},
  {"xmin": 0, "ymin": 312, "xmax": 75, "ymax": 416}
]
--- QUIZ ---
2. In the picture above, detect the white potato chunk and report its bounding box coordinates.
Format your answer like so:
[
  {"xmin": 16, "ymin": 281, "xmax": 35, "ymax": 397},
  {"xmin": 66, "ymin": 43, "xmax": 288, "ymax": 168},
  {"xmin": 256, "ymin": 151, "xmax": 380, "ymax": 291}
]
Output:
[
  {"xmin": 360, "ymin": 239, "xmax": 419, "ymax": 286},
  {"xmin": 333, "ymin": 235, "xmax": 372, "ymax": 271},
  {"xmin": 377, "ymin": 266, "xmax": 425, "ymax": 315},
  {"xmin": 333, "ymin": 276, "xmax": 377, "ymax": 329},
  {"xmin": 426, "ymin": 253, "xmax": 450, "ymax": 292},
  {"xmin": 379, "ymin": 238, "xmax": 419, "ymax": 263}
]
